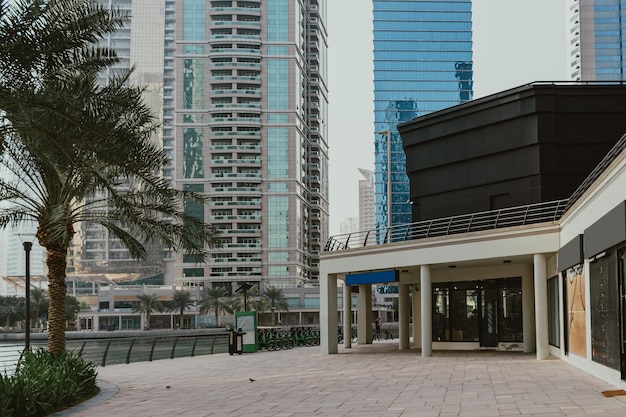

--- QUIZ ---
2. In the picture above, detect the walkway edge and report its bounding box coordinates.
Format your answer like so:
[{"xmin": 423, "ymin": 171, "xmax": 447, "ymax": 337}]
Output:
[{"xmin": 50, "ymin": 380, "xmax": 118, "ymax": 417}]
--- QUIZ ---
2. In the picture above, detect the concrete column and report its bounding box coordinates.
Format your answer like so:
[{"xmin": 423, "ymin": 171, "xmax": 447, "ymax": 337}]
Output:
[
  {"xmin": 412, "ymin": 285, "xmax": 421, "ymax": 349},
  {"xmin": 357, "ymin": 284, "xmax": 373, "ymax": 344},
  {"xmin": 320, "ymin": 272, "xmax": 338, "ymax": 354},
  {"xmin": 522, "ymin": 264, "xmax": 536, "ymax": 353},
  {"xmin": 421, "ymin": 265, "xmax": 432, "ymax": 357},
  {"xmin": 534, "ymin": 253, "xmax": 549, "ymax": 360},
  {"xmin": 93, "ymin": 315, "xmax": 99, "ymax": 331},
  {"xmin": 343, "ymin": 281, "xmax": 352, "ymax": 348},
  {"xmin": 398, "ymin": 284, "xmax": 410, "ymax": 350}
]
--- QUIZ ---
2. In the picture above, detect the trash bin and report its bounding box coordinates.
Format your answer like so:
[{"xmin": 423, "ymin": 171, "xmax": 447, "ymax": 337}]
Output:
[{"xmin": 227, "ymin": 328, "xmax": 246, "ymax": 355}]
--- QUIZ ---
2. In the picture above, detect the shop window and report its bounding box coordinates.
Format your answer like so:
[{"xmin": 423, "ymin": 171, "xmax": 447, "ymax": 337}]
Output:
[{"xmin": 547, "ymin": 276, "xmax": 560, "ymax": 347}]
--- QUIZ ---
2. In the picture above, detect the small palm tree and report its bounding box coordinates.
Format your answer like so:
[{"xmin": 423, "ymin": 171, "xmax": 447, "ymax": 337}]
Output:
[
  {"xmin": 133, "ymin": 293, "xmax": 163, "ymax": 330},
  {"xmin": 263, "ymin": 287, "xmax": 289, "ymax": 326},
  {"xmin": 198, "ymin": 287, "xmax": 232, "ymax": 328},
  {"xmin": 233, "ymin": 283, "xmax": 259, "ymax": 312},
  {"xmin": 168, "ymin": 290, "xmax": 195, "ymax": 329},
  {"xmin": 65, "ymin": 295, "xmax": 81, "ymax": 328},
  {"xmin": 0, "ymin": 296, "xmax": 24, "ymax": 329},
  {"xmin": 30, "ymin": 288, "xmax": 49, "ymax": 330}
]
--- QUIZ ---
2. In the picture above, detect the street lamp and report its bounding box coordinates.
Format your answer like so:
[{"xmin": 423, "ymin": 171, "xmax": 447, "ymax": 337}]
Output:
[
  {"xmin": 18, "ymin": 233, "xmax": 36, "ymax": 350},
  {"xmin": 235, "ymin": 282, "xmax": 254, "ymax": 311},
  {"xmin": 378, "ymin": 130, "xmax": 392, "ymax": 229}
]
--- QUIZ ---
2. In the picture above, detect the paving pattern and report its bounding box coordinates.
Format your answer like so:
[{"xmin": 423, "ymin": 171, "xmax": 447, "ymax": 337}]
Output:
[{"xmin": 57, "ymin": 341, "xmax": 626, "ymax": 417}]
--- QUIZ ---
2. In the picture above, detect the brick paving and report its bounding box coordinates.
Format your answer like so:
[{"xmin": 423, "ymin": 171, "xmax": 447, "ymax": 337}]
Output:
[{"xmin": 57, "ymin": 341, "xmax": 626, "ymax": 417}]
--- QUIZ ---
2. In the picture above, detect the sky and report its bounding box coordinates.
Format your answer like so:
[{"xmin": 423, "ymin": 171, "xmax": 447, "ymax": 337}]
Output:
[{"xmin": 326, "ymin": 0, "xmax": 569, "ymax": 235}]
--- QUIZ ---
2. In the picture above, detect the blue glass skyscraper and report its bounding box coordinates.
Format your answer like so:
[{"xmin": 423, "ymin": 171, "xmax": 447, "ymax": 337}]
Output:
[
  {"xmin": 373, "ymin": 0, "xmax": 473, "ymax": 230},
  {"xmin": 568, "ymin": 0, "xmax": 626, "ymax": 81}
]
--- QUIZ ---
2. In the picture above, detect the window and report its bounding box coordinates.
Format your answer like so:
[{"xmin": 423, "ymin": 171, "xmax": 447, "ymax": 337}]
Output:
[{"xmin": 547, "ymin": 276, "xmax": 560, "ymax": 347}]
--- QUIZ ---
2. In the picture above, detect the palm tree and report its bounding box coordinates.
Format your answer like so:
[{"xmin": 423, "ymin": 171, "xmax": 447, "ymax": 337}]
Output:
[
  {"xmin": 263, "ymin": 287, "xmax": 289, "ymax": 326},
  {"xmin": 133, "ymin": 293, "xmax": 163, "ymax": 330},
  {"xmin": 65, "ymin": 295, "xmax": 80, "ymax": 328},
  {"xmin": 30, "ymin": 287, "xmax": 49, "ymax": 330},
  {"xmin": 0, "ymin": 296, "xmax": 24, "ymax": 329},
  {"xmin": 168, "ymin": 290, "xmax": 195, "ymax": 329},
  {"xmin": 198, "ymin": 287, "xmax": 232, "ymax": 328},
  {"xmin": 233, "ymin": 283, "xmax": 260, "ymax": 312},
  {"xmin": 0, "ymin": 1, "xmax": 220, "ymax": 354}
]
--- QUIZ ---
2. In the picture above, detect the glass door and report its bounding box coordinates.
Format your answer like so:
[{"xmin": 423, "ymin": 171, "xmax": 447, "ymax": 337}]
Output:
[{"xmin": 481, "ymin": 287, "xmax": 499, "ymax": 347}]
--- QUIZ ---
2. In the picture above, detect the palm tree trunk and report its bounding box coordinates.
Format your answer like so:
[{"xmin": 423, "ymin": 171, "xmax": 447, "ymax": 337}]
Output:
[{"xmin": 46, "ymin": 247, "xmax": 67, "ymax": 355}]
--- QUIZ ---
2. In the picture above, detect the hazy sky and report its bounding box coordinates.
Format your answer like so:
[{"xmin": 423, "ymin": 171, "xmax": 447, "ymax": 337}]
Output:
[{"xmin": 326, "ymin": 0, "xmax": 569, "ymax": 235}]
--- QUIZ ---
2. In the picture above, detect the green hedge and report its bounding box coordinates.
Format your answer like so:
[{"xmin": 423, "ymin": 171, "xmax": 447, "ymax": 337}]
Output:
[{"xmin": 0, "ymin": 349, "xmax": 98, "ymax": 417}]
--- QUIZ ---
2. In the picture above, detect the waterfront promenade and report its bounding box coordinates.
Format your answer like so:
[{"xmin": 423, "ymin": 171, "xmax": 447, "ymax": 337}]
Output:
[{"xmin": 58, "ymin": 341, "xmax": 626, "ymax": 417}]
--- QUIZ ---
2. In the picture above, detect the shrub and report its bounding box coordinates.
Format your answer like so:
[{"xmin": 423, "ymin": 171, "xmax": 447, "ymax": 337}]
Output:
[{"xmin": 0, "ymin": 349, "xmax": 98, "ymax": 417}]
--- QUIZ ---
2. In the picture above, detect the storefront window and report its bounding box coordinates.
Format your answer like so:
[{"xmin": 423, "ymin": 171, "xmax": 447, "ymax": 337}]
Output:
[
  {"xmin": 433, "ymin": 278, "xmax": 521, "ymax": 344},
  {"xmin": 547, "ymin": 276, "xmax": 560, "ymax": 347}
]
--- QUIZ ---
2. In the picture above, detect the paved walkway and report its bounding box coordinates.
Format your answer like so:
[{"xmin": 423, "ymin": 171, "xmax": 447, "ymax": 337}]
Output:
[{"xmin": 59, "ymin": 341, "xmax": 626, "ymax": 417}]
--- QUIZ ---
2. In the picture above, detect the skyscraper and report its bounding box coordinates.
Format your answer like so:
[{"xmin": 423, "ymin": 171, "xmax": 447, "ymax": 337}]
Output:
[
  {"xmin": 373, "ymin": 0, "xmax": 473, "ymax": 229},
  {"xmin": 568, "ymin": 0, "xmax": 626, "ymax": 81},
  {"xmin": 74, "ymin": 1, "xmax": 329, "ymax": 292},
  {"xmin": 176, "ymin": 0, "xmax": 328, "ymax": 291},
  {"xmin": 69, "ymin": 0, "xmax": 166, "ymax": 281}
]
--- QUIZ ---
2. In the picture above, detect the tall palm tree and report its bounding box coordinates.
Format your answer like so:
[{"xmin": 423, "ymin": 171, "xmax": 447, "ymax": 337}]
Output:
[
  {"xmin": 133, "ymin": 293, "xmax": 163, "ymax": 330},
  {"xmin": 263, "ymin": 287, "xmax": 289, "ymax": 326},
  {"xmin": 0, "ymin": 1, "xmax": 220, "ymax": 354},
  {"xmin": 168, "ymin": 290, "xmax": 195, "ymax": 329},
  {"xmin": 198, "ymin": 287, "xmax": 232, "ymax": 328}
]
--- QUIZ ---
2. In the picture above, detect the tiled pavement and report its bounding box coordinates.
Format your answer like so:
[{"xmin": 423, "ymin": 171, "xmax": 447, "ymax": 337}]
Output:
[{"xmin": 58, "ymin": 341, "xmax": 626, "ymax": 417}]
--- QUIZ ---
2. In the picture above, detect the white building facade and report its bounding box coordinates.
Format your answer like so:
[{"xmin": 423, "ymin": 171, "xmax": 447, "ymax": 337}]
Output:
[{"xmin": 320, "ymin": 134, "xmax": 626, "ymax": 390}]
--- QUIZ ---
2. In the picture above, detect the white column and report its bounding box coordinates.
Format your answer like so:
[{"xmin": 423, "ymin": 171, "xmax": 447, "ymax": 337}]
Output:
[
  {"xmin": 534, "ymin": 253, "xmax": 549, "ymax": 360},
  {"xmin": 357, "ymin": 284, "xmax": 373, "ymax": 344},
  {"xmin": 522, "ymin": 264, "xmax": 536, "ymax": 353},
  {"xmin": 343, "ymin": 281, "xmax": 352, "ymax": 348},
  {"xmin": 412, "ymin": 285, "xmax": 421, "ymax": 349},
  {"xmin": 421, "ymin": 265, "xmax": 432, "ymax": 357},
  {"xmin": 398, "ymin": 283, "xmax": 410, "ymax": 350},
  {"xmin": 320, "ymin": 272, "xmax": 338, "ymax": 354}
]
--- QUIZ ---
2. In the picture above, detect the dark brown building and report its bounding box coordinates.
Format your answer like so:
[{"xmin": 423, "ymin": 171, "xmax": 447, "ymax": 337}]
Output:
[{"xmin": 398, "ymin": 83, "xmax": 626, "ymax": 221}]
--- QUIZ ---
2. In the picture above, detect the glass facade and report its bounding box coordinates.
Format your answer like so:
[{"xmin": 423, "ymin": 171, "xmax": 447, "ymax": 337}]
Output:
[
  {"xmin": 373, "ymin": 0, "xmax": 474, "ymax": 230},
  {"xmin": 569, "ymin": 0, "xmax": 626, "ymax": 81}
]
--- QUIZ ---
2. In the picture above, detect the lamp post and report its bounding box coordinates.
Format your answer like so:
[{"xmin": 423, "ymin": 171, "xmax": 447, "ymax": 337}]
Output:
[
  {"xmin": 235, "ymin": 282, "xmax": 253, "ymax": 311},
  {"xmin": 22, "ymin": 241, "xmax": 32, "ymax": 350}
]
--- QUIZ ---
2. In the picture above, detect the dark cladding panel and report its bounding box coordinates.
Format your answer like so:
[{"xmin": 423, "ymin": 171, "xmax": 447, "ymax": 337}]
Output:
[
  {"xmin": 584, "ymin": 201, "xmax": 626, "ymax": 258},
  {"xmin": 558, "ymin": 234, "xmax": 583, "ymax": 272},
  {"xmin": 399, "ymin": 84, "xmax": 626, "ymax": 222}
]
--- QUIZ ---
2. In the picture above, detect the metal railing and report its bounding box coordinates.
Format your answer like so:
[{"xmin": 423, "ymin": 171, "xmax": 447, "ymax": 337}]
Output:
[
  {"xmin": 0, "ymin": 333, "xmax": 229, "ymax": 375},
  {"xmin": 325, "ymin": 199, "xmax": 569, "ymax": 252}
]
